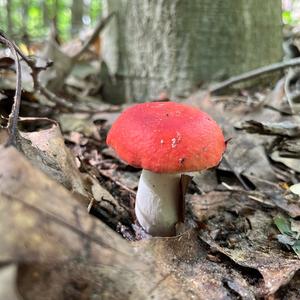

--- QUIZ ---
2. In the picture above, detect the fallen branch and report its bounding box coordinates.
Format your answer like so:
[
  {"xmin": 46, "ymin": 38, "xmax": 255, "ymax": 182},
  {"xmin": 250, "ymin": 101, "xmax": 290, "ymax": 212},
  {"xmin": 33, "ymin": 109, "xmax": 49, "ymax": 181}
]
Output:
[
  {"xmin": 284, "ymin": 68, "xmax": 300, "ymax": 114},
  {"xmin": 210, "ymin": 57, "xmax": 300, "ymax": 94},
  {"xmin": 222, "ymin": 155, "xmax": 251, "ymax": 191},
  {"xmin": 0, "ymin": 32, "xmax": 21, "ymax": 147},
  {"xmin": 284, "ymin": 69, "xmax": 295, "ymax": 114},
  {"xmin": 4, "ymin": 14, "xmax": 115, "ymax": 113},
  {"xmin": 98, "ymin": 169, "xmax": 137, "ymax": 197},
  {"xmin": 8, "ymin": 41, "xmax": 75, "ymax": 110},
  {"xmin": 72, "ymin": 13, "xmax": 115, "ymax": 60}
]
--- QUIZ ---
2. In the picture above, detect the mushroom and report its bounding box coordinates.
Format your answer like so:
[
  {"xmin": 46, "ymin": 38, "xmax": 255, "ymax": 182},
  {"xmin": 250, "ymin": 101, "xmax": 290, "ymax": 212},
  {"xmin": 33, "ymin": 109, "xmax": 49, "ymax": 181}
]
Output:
[{"xmin": 106, "ymin": 102, "xmax": 225, "ymax": 236}]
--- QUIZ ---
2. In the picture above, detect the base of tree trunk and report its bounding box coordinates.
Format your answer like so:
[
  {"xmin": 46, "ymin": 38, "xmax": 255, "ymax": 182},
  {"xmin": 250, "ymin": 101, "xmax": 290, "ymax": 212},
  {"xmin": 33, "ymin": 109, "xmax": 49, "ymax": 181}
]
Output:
[{"xmin": 101, "ymin": 0, "xmax": 282, "ymax": 103}]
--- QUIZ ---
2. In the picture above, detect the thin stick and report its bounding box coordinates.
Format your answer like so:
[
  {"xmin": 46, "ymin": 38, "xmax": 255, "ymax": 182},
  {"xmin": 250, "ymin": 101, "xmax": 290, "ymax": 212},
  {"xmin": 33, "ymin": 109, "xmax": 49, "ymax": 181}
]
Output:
[
  {"xmin": 72, "ymin": 13, "xmax": 115, "ymax": 60},
  {"xmin": 210, "ymin": 57, "xmax": 300, "ymax": 94},
  {"xmin": 9, "ymin": 15, "xmax": 115, "ymax": 113},
  {"xmin": 222, "ymin": 155, "xmax": 251, "ymax": 191},
  {"xmin": 98, "ymin": 169, "xmax": 137, "ymax": 196},
  {"xmin": 0, "ymin": 32, "xmax": 21, "ymax": 147}
]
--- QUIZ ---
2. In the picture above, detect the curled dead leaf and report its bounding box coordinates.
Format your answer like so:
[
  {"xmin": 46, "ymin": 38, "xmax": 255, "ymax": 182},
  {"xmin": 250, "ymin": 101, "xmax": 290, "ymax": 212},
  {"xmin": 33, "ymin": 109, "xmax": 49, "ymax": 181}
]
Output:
[{"xmin": 0, "ymin": 146, "xmax": 164, "ymax": 299}]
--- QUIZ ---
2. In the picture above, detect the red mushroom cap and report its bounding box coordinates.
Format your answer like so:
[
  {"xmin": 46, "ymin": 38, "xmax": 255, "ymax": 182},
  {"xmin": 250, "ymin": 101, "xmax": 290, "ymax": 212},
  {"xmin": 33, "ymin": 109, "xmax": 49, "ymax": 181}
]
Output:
[{"xmin": 106, "ymin": 102, "xmax": 225, "ymax": 173}]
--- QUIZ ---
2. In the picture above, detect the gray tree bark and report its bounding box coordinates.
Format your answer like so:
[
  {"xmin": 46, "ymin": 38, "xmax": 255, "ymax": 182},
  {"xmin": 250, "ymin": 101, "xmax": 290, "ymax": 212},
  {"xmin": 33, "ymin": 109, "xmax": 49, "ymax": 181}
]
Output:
[
  {"xmin": 42, "ymin": 0, "xmax": 49, "ymax": 28},
  {"xmin": 21, "ymin": 0, "xmax": 28, "ymax": 39},
  {"xmin": 71, "ymin": 0, "xmax": 83, "ymax": 36},
  {"xmin": 101, "ymin": 0, "xmax": 283, "ymax": 103},
  {"xmin": 6, "ymin": 0, "xmax": 12, "ymax": 37}
]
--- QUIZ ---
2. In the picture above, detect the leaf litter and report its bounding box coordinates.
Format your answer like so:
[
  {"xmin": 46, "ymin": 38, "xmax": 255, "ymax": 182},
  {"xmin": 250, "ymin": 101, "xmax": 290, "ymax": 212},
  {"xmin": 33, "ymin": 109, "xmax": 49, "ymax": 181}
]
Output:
[
  {"xmin": 1, "ymin": 31, "xmax": 300, "ymax": 299},
  {"xmin": 0, "ymin": 147, "xmax": 157, "ymax": 299}
]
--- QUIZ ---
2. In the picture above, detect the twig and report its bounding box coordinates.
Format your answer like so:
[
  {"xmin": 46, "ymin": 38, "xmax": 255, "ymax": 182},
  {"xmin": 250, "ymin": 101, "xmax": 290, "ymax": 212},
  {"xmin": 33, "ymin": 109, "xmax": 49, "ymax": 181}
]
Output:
[
  {"xmin": 284, "ymin": 68, "xmax": 300, "ymax": 114},
  {"xmin": 284, "ymin": 70, "xmax": 294, "ymax": 114},
  {"xmin": 0, "ymin": 32, "xmax": 21, "ymax": 147},
  {"xmin": 98, "ymin": 169, "xmax": 137, "ymax": 196},
  {"xmin": 210, "ymin": 57, "xmax": 300, "ymax": 94},
  {"xmin": 0, "ymin": 15, "xmax": 114, "ymax": 114},
  {"xmin": 72, "ymin": 13, "xmax": 115, "ymax": 60},
  {"xmin": 222, "ymin": 155, "xmax": 251, "ymax": 191},
  {"xmin": 5, "ymin": 39, "xmax": 72, "ymax": 108},
  {"xmin": 7, "ymin": 14, "xmax": 115, "ymax": 113},
  {"xmin": 9, "ymin": 39, "xmax": 112, "ymax": 113}
]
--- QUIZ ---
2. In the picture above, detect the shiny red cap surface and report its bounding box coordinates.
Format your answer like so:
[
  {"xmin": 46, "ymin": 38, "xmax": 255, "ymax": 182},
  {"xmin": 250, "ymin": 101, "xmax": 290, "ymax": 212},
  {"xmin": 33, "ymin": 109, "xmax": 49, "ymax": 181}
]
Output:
[{"xmin": 107, "ymin": 102, "xmax": 225, "ymax": 173}]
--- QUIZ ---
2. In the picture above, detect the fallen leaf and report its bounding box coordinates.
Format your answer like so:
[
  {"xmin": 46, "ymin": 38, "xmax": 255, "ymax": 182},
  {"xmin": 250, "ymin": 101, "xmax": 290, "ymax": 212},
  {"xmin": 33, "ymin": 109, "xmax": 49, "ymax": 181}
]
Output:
[
  {"xmin": 274, "ymin": 270, "xmax": 300, "ymax": 299},
  {"xmin": 274, "ymin": 214, "xmax": 292, "ymax": 235},
  {"xmin": 39, "ymin": 40, "xmax": 73, "ymax": 92},
  {"xmin": 135, "ymin": 229, "xmax": 256, "ymax": 299},
  {"xmin": 192, "ymin": 169, "xmax": 218, "ymax": 193},
  {"xmin": 1, "ymin": 121, "xmax": 129, "ymax": 229},
  {"xmin": 274, "ymin": 214, "xmax": 300, "ymax": 257},
  {"xmin": 270, "ymin": 150, "xmax": 300, "ymax": 172},
  {"xmin": 189, "ymin": 191, "xmax": 300, "ymax": 295},
  {"xmin": 237, "ymin": 120, "xmax": 300, "ymax": 137},
  {"xmin": 278, "ymin": 137, "xmax": 300, "ymax": 157},
  {"xmin": 86, "ymin": 174, "xmax": 131, "ymax": 228},
  {"xmin": 290, "ymin": 183, "xmax": 300, "ymax": 195},
  {"xmin": 247, "ymin": 175, "xmax": 300, "ymax": 218},
  {"xmin": 0, "ymin": 146, "xmax": 167, "ymax": 299},
  {"xmin": 58, "ymin": 113, "xmax": 99, "ymax": 138},
  {"xmin": 19, "ymin": 118, "xmax": 88, "ymax": 197}
]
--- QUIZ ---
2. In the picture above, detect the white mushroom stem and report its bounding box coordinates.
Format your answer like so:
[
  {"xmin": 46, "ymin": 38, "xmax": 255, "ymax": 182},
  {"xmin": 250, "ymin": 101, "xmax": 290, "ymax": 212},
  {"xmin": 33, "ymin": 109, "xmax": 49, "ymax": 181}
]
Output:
[{"xmin": 135, "ymin": 169, "xmax": 181, "ymax": 236}]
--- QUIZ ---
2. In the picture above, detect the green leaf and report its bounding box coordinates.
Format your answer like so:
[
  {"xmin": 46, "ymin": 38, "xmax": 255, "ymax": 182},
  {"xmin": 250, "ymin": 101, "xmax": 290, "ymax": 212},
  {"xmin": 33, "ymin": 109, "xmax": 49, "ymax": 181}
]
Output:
[
  {"xmin": 274, "ymin": 214, "xmax": 300, "ymax": 258},
  {"xmin": 274, "ymin": 215, "xmax": 293, "ymax": 236}
]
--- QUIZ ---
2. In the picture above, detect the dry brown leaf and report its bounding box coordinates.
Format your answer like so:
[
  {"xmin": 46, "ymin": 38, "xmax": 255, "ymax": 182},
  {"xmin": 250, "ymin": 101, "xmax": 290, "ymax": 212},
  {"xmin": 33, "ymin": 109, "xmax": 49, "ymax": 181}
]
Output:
[
  {"xmin": 14, "ymin": 119, "xmax": 130, "ymax": 225},
  {"xmin": 0, "ymin": 146, "xmax": 127, "ymax": 262},
  {"xmin": 58, "ymin": 113, "xmax": 99, "ymax": 138},
  {"xmin": 272, "ymin": 196, "xmax": 300, "ymax": 219},
  {"xmin": 19, "ymin": 118, "xmax": 87, "ymax": 197},
  {"xmin": 270, "ymin": 150, "xmax": 300, "ymax": 173},
  {"xmin": 0, "ymin": 146, "xmax": 166, "ymax": 299},
  {"xmin": 39, "ymin": 40, "xmax": 73, "ymax": 92},
  {"xmin": 189, "ymin": 191, "xmax": 300, "ymax": 296},
  {"xmin": 85, "ymin": 174, "xmax": 131, "ymax": 227},
  {"xmin": 0, "ymin": 129, "xmax": 8, "ymax": 144},
  {"xmin": 245, "ymin": 175, "xmax": 300, "ymax": 218},
  {"xmin": 189, "ymin": 191, "xmax": 237, "ymax": 222},
  {"xmin": 0, "ymin": 146, "xmax": 252, "ymax": 299},
  {"xmin": 237, "ymin": 120, "xmax": 300, "ymax": 137},
  {"xmin": 134, "ymin": 229, "xmax": 256, "ymax": 300},
  {"xmin": 192, "ymin": 169, "xmax": 219, "ymax": 193},
  {"xmin": 274, "ymin": 270, "xmax": 300, "ymax": 299}
]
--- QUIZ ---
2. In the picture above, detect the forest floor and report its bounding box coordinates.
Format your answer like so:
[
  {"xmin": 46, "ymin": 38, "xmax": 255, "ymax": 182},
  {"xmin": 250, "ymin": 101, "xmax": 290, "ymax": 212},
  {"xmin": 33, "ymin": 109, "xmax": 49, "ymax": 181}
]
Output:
[{"xmin": 0, "ymin": 27, "xmax": 300, "ymax": 299}]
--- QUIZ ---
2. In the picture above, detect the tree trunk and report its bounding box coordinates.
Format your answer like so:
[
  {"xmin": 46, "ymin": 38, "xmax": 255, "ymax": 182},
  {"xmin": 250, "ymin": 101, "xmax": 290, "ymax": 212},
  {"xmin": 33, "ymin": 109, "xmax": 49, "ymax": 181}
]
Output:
[
  {"xmin": 71, "ymin": 0, "xmax": 83, "ymax": 36},
  {"xmin": 101, "ymin": 0, "xmax": 283, "ymax": 103},
  {"xmin": 42, "ymin": 0, "xmax": 49, "ymax": 28},
  {"xmin": 21, "ymin": 0, "xmax": 29, "ymax": 41},
  {"xmin": 6, "ymin": 0, "xmax": 12, "ymax": 37}
]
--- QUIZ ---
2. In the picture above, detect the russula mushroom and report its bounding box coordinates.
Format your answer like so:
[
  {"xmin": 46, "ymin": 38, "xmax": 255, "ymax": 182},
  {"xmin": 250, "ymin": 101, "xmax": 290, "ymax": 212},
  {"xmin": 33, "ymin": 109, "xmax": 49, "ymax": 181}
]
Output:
[{"xmin": 106, "ymin": 102, "xmax": 225, "ymax": 237}]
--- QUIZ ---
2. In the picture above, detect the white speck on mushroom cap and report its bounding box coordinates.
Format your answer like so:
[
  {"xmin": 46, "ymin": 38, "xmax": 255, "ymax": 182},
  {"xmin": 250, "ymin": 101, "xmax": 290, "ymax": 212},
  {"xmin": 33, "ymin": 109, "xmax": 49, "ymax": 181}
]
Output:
[
  {"xmin": 171, "ymin": 132, "xmax": 181, "ymax": 148},
  {"xmin": 171, "ymin": 138, "xmax": 176, "ymax": 148}
]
